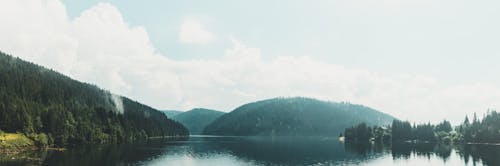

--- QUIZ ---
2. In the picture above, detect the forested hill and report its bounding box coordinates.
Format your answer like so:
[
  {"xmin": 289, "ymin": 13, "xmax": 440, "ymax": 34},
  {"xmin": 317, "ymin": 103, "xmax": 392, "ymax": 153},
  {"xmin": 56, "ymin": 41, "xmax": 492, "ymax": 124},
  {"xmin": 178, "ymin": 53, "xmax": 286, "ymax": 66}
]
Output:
[
  {"xmin": 204, "ymin": 97, "xmax": 394, "ymax": 136},
  {"xmin": 172, "ymin": 108, "xmax": 225, "ymax": 134},
  {"xmin": 0, "ymin": 51, "xmax": 188, "ymax": 147},
  {"xmin": 161, "ymin": 110, "xmax": 183, "ymax": 118}
]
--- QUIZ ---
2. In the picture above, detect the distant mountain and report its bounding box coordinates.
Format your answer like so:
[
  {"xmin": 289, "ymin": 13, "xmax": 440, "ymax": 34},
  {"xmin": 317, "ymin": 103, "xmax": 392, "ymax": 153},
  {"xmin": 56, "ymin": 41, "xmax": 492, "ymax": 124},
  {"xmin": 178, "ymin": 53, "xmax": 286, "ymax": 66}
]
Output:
[
  {"xmin": 161, "ymin": 110, "xmax": 183, "ymax": 118},
  {"xmin": 0, "ymin": 51, "xmax": 188, "ymax": 146},
  {"xmin": 204, "ymin": 97, "xmax": 394, "ymax": 136},
  {"xmin": 173, "ymin": 108, "xmax": 225, "ymax": 134}
]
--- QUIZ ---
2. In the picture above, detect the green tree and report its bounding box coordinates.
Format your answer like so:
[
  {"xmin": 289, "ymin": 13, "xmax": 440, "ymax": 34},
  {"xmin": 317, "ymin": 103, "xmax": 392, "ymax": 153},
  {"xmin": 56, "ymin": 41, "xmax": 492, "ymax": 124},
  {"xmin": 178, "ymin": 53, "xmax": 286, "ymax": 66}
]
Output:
[{"xmin": 0, "ymin": 51, "xmax": 188, "ymax": 147}]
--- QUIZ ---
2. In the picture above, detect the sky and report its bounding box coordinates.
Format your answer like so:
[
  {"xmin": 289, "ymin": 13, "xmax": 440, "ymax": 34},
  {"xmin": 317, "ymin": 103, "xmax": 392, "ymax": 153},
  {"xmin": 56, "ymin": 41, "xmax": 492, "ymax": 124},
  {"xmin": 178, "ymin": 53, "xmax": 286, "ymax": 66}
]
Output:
[{"xmin": 1, "ymin": 0, "xmax": 500, "ymax": 124}]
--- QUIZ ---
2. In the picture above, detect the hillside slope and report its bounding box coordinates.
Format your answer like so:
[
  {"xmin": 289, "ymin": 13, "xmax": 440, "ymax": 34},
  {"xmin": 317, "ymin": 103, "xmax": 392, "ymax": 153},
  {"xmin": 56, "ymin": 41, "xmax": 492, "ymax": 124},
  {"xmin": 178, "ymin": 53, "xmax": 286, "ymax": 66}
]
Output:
[
  {"xmin": 161, "ymin": 110, "xmax": 183, "ymax": 118},
  {"xmin": 0, "ymin": 51, "xmax": 188, "ymax": 146},
  {"xmin": 204, "ymin": 97, "xmax": 394, "ymax": 136},
  {"xmin": 173, "ymin": 108, "xmax": 225, "ymax": 134}
]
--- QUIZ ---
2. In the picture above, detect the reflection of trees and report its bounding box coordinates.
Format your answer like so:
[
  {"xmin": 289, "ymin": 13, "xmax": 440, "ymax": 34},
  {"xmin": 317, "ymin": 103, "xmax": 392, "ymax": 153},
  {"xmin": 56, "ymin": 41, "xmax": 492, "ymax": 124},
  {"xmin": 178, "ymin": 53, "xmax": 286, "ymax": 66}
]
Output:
[
  {"xmin": 413, "ymin": 143, "xmax": 434, "ymax": 159},
  {"xmin": 213, "ymin": 137, "xmax": 350, "ymax": 165},
  {"xmin": 390, "ymin": 143, "xmax": 452, "ymax": 161},
  {"xmin": 327, "ymin": 141, "xmax": 500, "ymax": 166},
  {"xmin": 344, "ymin": 141, "xmax": 390, "ymax": 156},
  {"xmin": 40, "ymin": 137, "xmax": 188, "ymax": 166},
  {"xmin": 344, "ymin": 141, "xmax": 372, "ymax": 156},
  {"xmin": 433, "ymin": 144, "xmax": 452, "ymax": 161},
  {"xmin": 389, "ymin": 143, "xmax": 452, "ymax": 160},
  {"xmin": 389, "ymin": 142, "xmax": 500, "ymax": 165},
  {"xmin": 26, "ymin": 136, "xmax": 500, "ymax": 166},
  {"xmin": 391, "ymin": 143, "xmax": 413, "ymax": 159},
  {"xmin": 0, "ymin": 149, "xmax": 48, "ymax": 165},
  {"xmin": 345, "ymin": 142, "xmax": 455, "ymax": 162},
  {"xmin": 455, "ymin": 144, "xmax": 500, "ymax": 166}
]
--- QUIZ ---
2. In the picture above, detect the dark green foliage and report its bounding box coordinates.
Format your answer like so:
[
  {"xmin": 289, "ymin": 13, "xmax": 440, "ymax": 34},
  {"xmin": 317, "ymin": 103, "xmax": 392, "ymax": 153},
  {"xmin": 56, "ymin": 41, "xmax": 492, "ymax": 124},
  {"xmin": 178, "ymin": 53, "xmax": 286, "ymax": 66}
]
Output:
[
  {"xmin": 392, "ymin": 120, "xmax": 436, "ymax": 142},
  {"xmin": 435, "ymin": 120, "xmax": 452, "ymax": 133},
  {"xmin": 344, "ymin": 124, "xmax": 391, "ymax": 143},
  {"xmin": 344, "ymin": 123, "xmax": 372, "ymax": 142},
  {"xmin": 172, "ymin": 108, "xmax": 224, "ymax": 134},
  {"xmin": 412, "ymin": 123, "xmax": 435, "ymax": 142},
  {"xmin": 391, "ymin": 120, "xmax": 412, "ymax": 141},
  {"xmin": 27, "ymin": 133, "xmax": 49, "ymax": 147},
  {"xmin": 345, "ymin": 121, "xmax": 440, "ymax": 143},
  {"xmin": 0, "ymin": 51, "xmax": 188, "ymax": 146},
  {"xmin": 204, "ymin": 97, "xmax": 394, "ymax": 136},
  {"xmin": 372, "ymin": 126, "xmax": 391, "ymax": 143},
  {"xmin": 350, "ymin": 119, "xmax": 457, "ymax": 143},
  {"xmin": 433, "ymin": 120, "xmax": 454, "ymax": 143},
  {"xmin": 456, "ymin": 111, "xmax": 500, "ymax": 143}
]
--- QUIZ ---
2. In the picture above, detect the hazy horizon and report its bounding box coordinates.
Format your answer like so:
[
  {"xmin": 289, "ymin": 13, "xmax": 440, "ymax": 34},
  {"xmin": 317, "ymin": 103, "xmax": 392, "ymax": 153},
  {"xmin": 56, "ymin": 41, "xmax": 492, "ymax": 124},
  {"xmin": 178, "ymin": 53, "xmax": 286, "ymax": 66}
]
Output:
[{"xmin": 1, "ymin": 0, "xmax": 500, "ymax": 124}]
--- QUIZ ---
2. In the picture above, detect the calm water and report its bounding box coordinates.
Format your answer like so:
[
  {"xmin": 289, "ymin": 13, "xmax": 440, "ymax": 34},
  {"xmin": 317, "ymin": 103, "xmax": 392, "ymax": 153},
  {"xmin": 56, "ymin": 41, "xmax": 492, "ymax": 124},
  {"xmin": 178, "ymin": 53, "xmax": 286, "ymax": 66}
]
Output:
[{"xmin": 2, "ymin": 135, "xmax": 500, "ymax": 166}]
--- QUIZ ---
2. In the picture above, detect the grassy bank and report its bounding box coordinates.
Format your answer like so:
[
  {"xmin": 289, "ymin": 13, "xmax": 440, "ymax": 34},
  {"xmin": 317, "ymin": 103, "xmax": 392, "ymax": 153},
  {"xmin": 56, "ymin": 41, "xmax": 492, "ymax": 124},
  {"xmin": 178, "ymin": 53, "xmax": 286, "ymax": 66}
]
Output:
[{"xmin": 0, "ymin": 132, "xmax": 36, "ymax": 154}]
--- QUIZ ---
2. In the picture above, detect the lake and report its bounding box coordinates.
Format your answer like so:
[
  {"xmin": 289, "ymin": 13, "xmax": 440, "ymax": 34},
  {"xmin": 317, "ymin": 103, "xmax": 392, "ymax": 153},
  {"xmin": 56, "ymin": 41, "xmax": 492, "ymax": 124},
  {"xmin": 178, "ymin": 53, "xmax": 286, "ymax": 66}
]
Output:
[{"xmin": 2, "ymin": 135, "xmax": 500, "ymax": 166}]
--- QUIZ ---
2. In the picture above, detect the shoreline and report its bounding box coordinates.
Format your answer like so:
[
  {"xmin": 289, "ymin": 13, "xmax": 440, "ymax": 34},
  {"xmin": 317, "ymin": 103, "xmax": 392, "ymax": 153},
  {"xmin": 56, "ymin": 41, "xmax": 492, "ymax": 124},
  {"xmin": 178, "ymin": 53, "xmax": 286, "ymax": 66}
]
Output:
[
  {"xmin": 1, "ymin": 133, "xmax": 189, "ymax": 155},
  {"xmin": 0, "ymin": 145, "xmax": 38, "ymax": 155},
  {"xmin": 147, "ymin": 135, "xmax": 189, "ymax": 139}
]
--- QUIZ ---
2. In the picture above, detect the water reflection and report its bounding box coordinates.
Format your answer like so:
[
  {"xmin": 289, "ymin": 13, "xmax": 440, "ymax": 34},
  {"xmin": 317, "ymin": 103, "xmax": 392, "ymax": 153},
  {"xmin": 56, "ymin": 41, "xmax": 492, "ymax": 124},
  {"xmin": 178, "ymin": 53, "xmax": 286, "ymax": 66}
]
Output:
[
  {"xmin": 2, "ymin": 136, "xmax": 500, "ymax": 166},
  {"xmin": 0, "ymin": 137, "xmax": 188, "ymax": 166},
  {"xmin": 390, "ymin": 143, "xmax": 452, "ymax": 161},
  {"xmin": 455, "ymin": 144, "xmax": 500, "ymax": 166}
]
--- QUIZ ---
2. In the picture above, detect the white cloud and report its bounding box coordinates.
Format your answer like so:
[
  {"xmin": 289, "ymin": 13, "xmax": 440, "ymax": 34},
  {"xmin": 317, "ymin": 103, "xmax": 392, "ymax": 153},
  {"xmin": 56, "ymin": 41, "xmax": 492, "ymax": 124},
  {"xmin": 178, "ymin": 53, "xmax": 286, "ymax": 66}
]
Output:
[
  {"xmin": 178, "ymin": 17, "xmax": 215, "ymax": 44},
  {"xmin": 1, "ymin": 0, "xmax": 499, "ymax": 125},
  {"xmin": 0, "ymin": 1, "xmax": 184, "ymax": 109}
]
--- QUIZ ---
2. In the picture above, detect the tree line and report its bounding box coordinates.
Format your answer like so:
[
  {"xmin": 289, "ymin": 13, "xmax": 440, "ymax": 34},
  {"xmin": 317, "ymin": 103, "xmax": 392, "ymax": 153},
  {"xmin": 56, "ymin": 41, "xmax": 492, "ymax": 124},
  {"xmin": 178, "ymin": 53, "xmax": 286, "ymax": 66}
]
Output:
[{"xmin": 344, "ymin": 110, "xmax": 500, "ymax": 144}]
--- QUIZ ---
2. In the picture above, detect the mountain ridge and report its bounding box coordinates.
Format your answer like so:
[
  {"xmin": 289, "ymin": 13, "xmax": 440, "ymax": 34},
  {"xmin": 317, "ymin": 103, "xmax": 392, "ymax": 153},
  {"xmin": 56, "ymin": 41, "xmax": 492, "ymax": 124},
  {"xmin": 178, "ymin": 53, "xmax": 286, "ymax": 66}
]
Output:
[
  {"xmin": 204, "ymin": 97, "xmax": 395, "ymax": 136},
  {"xmin": 173, "ymin": 108, "xmax": 225, "ymax": 134},
  {"xmin": 161, "ymin": 110, "xmax": 183, "ymax": 118}
]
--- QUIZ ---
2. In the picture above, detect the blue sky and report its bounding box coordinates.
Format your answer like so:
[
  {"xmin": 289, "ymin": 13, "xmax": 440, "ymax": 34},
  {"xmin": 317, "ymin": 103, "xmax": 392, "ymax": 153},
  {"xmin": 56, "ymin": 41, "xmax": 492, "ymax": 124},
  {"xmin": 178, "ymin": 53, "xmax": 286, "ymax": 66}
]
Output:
[{"xmin": 2, "ymin": 0, "xmax": 500, "ymax": 124}]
